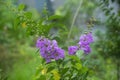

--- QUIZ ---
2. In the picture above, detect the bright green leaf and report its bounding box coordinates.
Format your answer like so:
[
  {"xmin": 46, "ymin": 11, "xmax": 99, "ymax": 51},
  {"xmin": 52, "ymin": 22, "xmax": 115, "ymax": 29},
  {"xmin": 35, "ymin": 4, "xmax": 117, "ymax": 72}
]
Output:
[
  {"xmin": 75, "ymin": 63, "xmax": 82, "ymax": 70},
  {"xmin": 18, "ymin": 4, "xmax": 25, "ymax": 11}
]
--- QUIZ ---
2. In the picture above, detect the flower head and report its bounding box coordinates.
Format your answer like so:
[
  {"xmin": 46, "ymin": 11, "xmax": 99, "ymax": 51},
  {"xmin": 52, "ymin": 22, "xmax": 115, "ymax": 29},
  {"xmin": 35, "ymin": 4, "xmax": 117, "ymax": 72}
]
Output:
[
  {"xmin": 52, "ymin": 47, "xmax": 65, "ymax": 60},
  {"xmin": 68, "ymin": 32, "xmax": 93, "ymax": 55},
  {"xmin": 79, "ymin": 32, "xmax": 93, "ymax": 45},
  {"xmin": 78, "ymin": 32, "xmax": 93, "ymax": 54},
  {"xmin": 68, "ymin": 46, "xmax": 78, "ymax": 55},
  {"xmin": 36, "ymin": 37, "xmax": 65, "ymax": 63}
]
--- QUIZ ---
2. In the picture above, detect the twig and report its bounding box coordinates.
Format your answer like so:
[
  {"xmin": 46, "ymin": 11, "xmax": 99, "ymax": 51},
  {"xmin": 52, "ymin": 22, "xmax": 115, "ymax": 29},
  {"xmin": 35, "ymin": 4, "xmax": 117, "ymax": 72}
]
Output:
[{"xmin": 67, "ymin": 0, "xmax": 83, "ymax": 39}]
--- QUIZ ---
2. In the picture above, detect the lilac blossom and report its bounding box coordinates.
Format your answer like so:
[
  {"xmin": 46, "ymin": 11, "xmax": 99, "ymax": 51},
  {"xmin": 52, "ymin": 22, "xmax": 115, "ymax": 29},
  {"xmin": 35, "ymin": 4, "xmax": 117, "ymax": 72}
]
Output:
[
  {"xmin": 36, "ymin": 37, "xmax": 65, "ymax": 63},
  {"xmin": 52, "ymin": 47, "xmax": 65, "ymax": 60},
  {"xmin": 68, "ymin": 32, "xmax": 93, "ymax": 55},
  {"xmin": 80, "ymin": 45, "xmax": 91, "ymax": 54},
  {"xmin": 79, "ymin": 32, "xmax": 93, "ymax": 54},
  {"xmin": 68, "ymin": 46, "xmax": 78, "ymax": 55},
  {"xmin": 79, "ymin": 32, "xmax": 93, "ymax": 45}
]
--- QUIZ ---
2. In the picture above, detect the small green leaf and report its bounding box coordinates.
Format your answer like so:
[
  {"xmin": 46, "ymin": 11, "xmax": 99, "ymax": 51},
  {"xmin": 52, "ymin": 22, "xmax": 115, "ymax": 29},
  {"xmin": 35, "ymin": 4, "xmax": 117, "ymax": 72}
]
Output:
[
  {"xmin": 76, "ymin": 50, "xmax": 84, "ymax": 59},
  {"xmin": 18, "ymin": 4, "xmax": 25, "ymax": 11},
  {"xmin": 75, "ymin": 63, "xmax": 82, "ymax": 70},
  {"xmin": 48, "ymin": 15, "xmax": 63, "ymax": 20}
]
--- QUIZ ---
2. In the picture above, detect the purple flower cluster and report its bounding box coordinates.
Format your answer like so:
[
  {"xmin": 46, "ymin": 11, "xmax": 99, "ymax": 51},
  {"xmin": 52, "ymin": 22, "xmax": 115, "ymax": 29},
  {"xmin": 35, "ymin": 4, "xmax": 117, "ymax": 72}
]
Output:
[
  {"xmin": 79, "ymin": 32, "xmax": 93, "ymax": 54},
  {"xmin": 36, "ymin": 37, "xmax": 65, "ymax": 63},
  {"xmin": 68, "ymin": 46, "xmax": 78, "ymax": 55},
  {"xmin": 68, "ymin": 32, "xmax": 93, "ymax": 55}
]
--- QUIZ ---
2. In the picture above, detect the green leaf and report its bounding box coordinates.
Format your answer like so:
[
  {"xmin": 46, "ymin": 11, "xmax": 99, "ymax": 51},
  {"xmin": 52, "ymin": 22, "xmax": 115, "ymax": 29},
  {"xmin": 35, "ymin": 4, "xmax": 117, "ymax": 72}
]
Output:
[
  {"xmin": 105, "ymin": 10, "xmax": 110, "ymax": 16},
  {"xmin": 61, "ymin": 68, "xmax": 69, "ymax": 74},
  {"xmin": 35, "ymin": 49, "xmax": 39, "ymax": 54},
  {"xmin": 83, "ymin": 60, "xmax": 89, "ymax": 66},
  {"xmin": 41, "ymin": 59, "xmax": 46, "ymax": 64},
  {"xmin": 14, "ymin": 17, "xmax": 20, "ymax": 29},
  {"xmin": 25, "ymin": 12, "xmax": 32, "ymax": 19},
  {"xmin": 51, "ymin": 69, "xmax": 60, "ymax": 80},
  {"xmin": 47, "ymin": 66, "xmax": 55, "ymax": 73},
  {"xmin": 70, "ymin": 56, "xmax": 81, "ymax": 66},
  {"xmin": 75, "ymin": 63, "xmax": 82, "ymax": 70},
  {"xmin": 69, "ymin": 55, "xmax": 80, "ymax": 62},
  {"xmin": 35, "ymin": 65, "xmax": 43, "ymax": 76},
  {"xmin": 48, "ymin": 15, "xmax": 63, "ymax": 20},
  {"xmin": 18, "ymin": 4, "xmax": 25, "ymax": 11},
  {"xmin": 39, "ymin": 75, "xmax": 46, "ymax": 80},
  {"xmin": 76, "ymin": 50, "xmax": 84, "ymax": 59},
  {"xmin": 62, "ymin": 58, "xmax": 71, "ymax": 67},
  {"xmin": 82, "ymin": 71, "xmax": 89, "ymax": 80},
  {"xmin": 81, "ymin": 67, "xmax": 88, "ymax": 74}
]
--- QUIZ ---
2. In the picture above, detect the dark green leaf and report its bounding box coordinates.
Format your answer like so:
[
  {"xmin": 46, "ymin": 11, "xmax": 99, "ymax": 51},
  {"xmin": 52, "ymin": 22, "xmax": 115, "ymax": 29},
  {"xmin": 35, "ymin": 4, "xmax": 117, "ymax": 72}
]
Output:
[
  {"xmin": 47, "ymin": 66, "xmax": 55, "ymax": 73},
  {"xmin": 61, "ymin": 68, "xmax": 69, "ymax": 74}
]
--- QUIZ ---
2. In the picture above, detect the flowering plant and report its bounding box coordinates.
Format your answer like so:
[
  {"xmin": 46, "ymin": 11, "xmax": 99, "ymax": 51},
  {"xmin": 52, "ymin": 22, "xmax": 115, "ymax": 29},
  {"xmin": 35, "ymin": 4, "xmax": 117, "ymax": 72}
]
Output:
[
  {"xmin": 6, "ymin": 1, "xmax": 95, "ymax": 79},
  {"xmin": 35, "ymin": 32, "xmax": 93, "ymax": 80}
]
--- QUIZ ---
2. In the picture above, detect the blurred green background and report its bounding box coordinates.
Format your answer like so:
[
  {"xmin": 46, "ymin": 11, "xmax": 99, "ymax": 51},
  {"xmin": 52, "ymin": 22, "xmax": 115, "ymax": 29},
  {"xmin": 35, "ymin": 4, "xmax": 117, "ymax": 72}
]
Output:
[{"xmin": 0, "ymin": 0, "xmax": 120, "ymax": 80}]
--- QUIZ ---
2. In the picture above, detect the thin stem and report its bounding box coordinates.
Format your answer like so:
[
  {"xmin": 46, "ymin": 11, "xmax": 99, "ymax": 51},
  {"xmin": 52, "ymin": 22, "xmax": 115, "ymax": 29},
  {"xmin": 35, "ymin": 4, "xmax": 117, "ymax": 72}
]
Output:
[{"xmin": 67, "ymin": 0, "xmax": 83, "ymax": 39}]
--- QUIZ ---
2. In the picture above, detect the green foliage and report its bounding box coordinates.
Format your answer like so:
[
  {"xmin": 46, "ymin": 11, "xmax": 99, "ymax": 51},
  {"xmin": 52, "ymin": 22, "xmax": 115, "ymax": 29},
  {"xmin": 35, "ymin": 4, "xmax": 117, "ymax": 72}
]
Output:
[
  {"xmin": 1, "ymin": 0, "xmax": 114, "ymax": 80},
  {"xmin": 96, "ymin": 0, "xmax": 120, "ymax": 59},
  {"xmin": 34, "ymin": 50, "xmax": 89, "ymax": 80},
  {"xmin": 12, "ymin": 3, "xmax": 68, "ymax": 38},
  {"xmin": 95, "ymin": 0, "xmax": 120, "ymax": 80}
]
